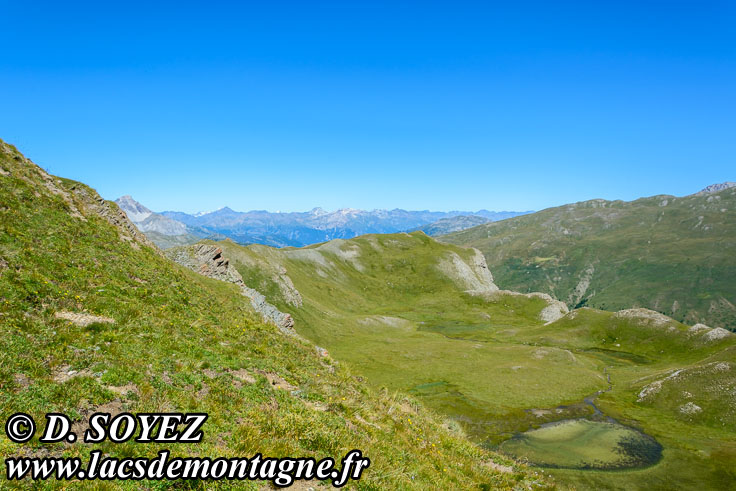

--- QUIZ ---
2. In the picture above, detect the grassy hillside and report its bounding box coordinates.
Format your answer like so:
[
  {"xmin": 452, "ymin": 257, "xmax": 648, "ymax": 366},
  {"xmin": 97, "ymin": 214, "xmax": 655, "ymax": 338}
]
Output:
[
  {"xmin": 207, "ymin": 235, "xmax": 600, "ymax": 431},
  {"xmin": 441, "ymin": 191, "xmax": 736, "ymax": 330},
  {"xmin": 0, "ymin": 139, "xmax": 543, "ymax": 489},
  {"xmin": 196, "ymin": 234, "xmax": 736, "ymax": 489}
]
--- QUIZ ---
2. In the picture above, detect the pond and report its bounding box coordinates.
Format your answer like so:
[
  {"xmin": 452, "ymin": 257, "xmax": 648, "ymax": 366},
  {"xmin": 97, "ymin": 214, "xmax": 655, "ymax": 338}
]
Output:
[{"xmin": 500, "ymin": 418, "xmax": 662, "ymax": 470}]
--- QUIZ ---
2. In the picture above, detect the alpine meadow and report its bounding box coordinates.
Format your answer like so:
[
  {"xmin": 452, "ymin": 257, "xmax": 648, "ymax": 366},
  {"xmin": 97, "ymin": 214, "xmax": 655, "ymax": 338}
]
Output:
[{"xmin": 2, "ymin": 2, "xmax": 735, "ymax": 489}]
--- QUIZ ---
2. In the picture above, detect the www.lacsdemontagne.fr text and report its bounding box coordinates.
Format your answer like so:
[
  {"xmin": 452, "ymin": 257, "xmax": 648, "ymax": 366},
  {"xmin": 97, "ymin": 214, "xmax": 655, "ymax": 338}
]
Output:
[
  {"xmin": 4, "ymin": 412, "xmax": 369, "ymax": 487},
  {"xmin": 6, "ymin": 449, "xmax": 370, "ymax": 487}
]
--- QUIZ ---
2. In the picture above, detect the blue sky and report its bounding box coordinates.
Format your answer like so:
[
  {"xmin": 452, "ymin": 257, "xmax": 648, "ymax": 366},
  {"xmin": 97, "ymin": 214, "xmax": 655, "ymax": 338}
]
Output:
[{"xmin": 1, "ymin": 1, "xmax": 734, "ymax": 213}]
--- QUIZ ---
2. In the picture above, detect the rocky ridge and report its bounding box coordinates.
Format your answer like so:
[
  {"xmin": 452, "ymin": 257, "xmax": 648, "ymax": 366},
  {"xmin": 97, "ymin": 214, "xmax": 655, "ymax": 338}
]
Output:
[
  {"xmin": 695, "ymin": 182, "xmax": 736, "ymax": 196},
  {"xmin": 0, "ymin": 141, "xmax": 156, "ymax": 251},
  {"xmin": 166, "ymin": 244, "xmax": 297, "ymax": 335}
]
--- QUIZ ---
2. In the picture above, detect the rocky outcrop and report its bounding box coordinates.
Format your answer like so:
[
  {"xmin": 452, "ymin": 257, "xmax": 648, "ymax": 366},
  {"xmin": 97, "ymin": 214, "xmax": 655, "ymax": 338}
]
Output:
[
  {"xmin": 703, "ymin": 327, "xmax": 732, "ymax": 342},
  {"xmin": 538, "ymin": 295, "xmax": 570, "ymax": 323},
  {"xmin": 568, "ymin": 263, "xmax": 595, "ymax": 307},
  {"xmin": 687, "ymin": 322, "xmax": 732, "ymax": 342},
  {"xmin": 76, "ymin": 188, "xmax": 157, "ymax": 251},
  {"xmin": 688, "ymin": 323, "xmax": 711, "ymax": 334},
  {"xmin": 241, "ymin": 286, "xmax": 295, "ymax": 332},
  {"xmin": 437, "ymin": 249, "xmax": 499, "ymax": 295},
  {"xmin": 613, "ymin": 308, "xmax": 675, "ymax": 328},
  {"xmin": 637, "ymin": 369, "xmax": 683, "ymax": 402},
  {"xmin": 167, "ymin": 244, "xmax": 296, "ymax": 335},
  {"xmin": 223, "ymin": 244, "xmax": 303, "ymax": 308},
  {"xmin": 169, "ymin": 243, "xmax": 242, "ymax": 283},
  {"xmin": 434, "ymin": 245, "xmax": 567, "ymax": 323},
  {"xmin": 495, "ymin": 290, "xmax": 569, "ymax": 324},
  {"xmin": 695, "ymin": 182, "xmax": 736, "ymax": 196},
  {"xmin": 679, "ymin": 402, "xmax": 702, "ymax": 414}
]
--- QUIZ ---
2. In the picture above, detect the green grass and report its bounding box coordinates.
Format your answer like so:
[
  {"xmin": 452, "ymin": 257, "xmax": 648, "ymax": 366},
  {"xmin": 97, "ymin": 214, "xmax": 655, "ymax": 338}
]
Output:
[
  {"xmin": 440, "ymin": 192, "xmax": 736, "ymax": 330},
  {"xmin": 0, "ymin": 139, "xmax": 545, "ymax": 489},
  {"xmin": 215, "ymin": 235, "xmax": 606, "ymax": 424}
]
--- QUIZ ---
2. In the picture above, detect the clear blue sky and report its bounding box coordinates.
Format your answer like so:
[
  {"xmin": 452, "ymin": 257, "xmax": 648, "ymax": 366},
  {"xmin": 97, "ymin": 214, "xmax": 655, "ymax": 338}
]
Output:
[{"xmin": 1, "ymin": 1, "xmax": 734, "ymax": 213}]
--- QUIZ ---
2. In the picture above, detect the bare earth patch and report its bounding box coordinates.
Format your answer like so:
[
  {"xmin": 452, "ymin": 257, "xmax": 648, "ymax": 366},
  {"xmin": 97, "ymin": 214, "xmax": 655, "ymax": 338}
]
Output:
[
  {"xmin": 483, "ymin": 460, "xmax": 514, "ymax": 474},
  {"xmin": 13, "ymin": 373, "xmax": 30, "ymax": 389},
  {"xmin": 106, "ymin": 383, "xmax": 139, "ymax": 397},
  {"xmin": 305, "ymin": 401, "xmax": 329, "ymax": 412},
  {"xmin": 52, "ymin": 364, "xmax": 94, "ymax": 383},
  {"xmin": 54, "ymin": 311, "xmax": 115, "ymax": 327},
  {"xmin": 260, "ymin": 371, "xmax": 297, "ymax": 391},
  {"xmin": 680, "ymin": 402, "xmax": 703, "ymax": 415},
  {"xmin": 229, "ymin": 368, "xmax": 257, "ymax": 384}
]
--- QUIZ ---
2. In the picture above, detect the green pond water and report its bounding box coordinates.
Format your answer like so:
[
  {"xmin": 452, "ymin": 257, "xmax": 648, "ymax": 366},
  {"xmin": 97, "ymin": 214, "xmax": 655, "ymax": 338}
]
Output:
[{"xmin": 500, "ymin": 419, "xmax": 662, "ymax": 470}]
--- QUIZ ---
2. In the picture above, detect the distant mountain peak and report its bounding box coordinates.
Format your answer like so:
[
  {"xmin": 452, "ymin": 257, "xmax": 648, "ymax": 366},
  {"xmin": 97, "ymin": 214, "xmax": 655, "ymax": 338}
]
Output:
[
  {"xmin": 115, "ymin": 195, "xmax": 153, "ymax": 222},
  {"xmin": 194, "ymin": 206, "xmax": 231, "ymax": 217},
  {"xmin": 695, "ymin": 182, "xmax": 736, "ymax": 196},
  {"xmin": 336, "ymin": 207, "xmax": 362, "ymax": 215},
  {"xmin": 116, "ymin": 195, "xmax": 188, "ymax": 237}
]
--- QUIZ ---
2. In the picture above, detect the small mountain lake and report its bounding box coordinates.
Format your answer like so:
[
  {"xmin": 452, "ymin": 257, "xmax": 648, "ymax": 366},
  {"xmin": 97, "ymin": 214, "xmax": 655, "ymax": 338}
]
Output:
[{"xmin": 500, "ymin": 418, "xmax": 662, "ymax": 470}]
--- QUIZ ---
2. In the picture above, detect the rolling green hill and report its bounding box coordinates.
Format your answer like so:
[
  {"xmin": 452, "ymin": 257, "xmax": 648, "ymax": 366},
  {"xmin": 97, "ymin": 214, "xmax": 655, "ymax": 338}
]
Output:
[
  {"xmin": 0, "ymin": 139, "xmax": 542, "ymax": 488},
  {"xmin": 441, "ymin": 190, "xmax": 736, "ymax": 330},
  {"xmin": 173, "ymin": 232, "xmax": 736, "ymax": 489}
]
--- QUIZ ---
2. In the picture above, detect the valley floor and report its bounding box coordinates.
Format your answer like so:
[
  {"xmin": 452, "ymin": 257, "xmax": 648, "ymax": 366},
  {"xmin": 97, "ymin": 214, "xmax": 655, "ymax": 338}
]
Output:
[{"xmin": 198, "ymin": 234, "xmax": 736, "ymax": 490}]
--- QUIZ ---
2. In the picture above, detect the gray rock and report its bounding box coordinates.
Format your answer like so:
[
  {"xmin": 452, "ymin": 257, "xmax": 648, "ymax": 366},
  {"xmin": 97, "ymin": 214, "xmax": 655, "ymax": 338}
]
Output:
[{"xmin": 694, "ymin": 182, "xmax": 736, "ymax": 196}]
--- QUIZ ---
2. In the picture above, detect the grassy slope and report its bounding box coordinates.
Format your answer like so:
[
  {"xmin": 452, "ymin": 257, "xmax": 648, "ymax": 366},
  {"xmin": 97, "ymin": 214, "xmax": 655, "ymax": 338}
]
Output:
[
  {"xmin": 211, "ymin": 235, "xmax": 736, "ymax": 489},
  {"xmin": 0, "ymin": 139, "xmax": 543, "ymax": 489},
  {"xmin": 440, "ymin": 192, "xmax": 736, "ymax": 330},
  {"xmin": 215, "ymin": 235, "xmax": 604, "ymax": 430}
]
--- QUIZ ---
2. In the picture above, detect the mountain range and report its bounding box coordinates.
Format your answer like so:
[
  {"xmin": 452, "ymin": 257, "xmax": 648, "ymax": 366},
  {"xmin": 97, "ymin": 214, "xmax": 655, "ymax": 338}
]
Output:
[
  {"xmin": 115, "ymin": 195, "xmax": 530, "ymax": 248},
  {"xmin": 442, "ymin": 182, "xmax": 736, "ymax": 330}
]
